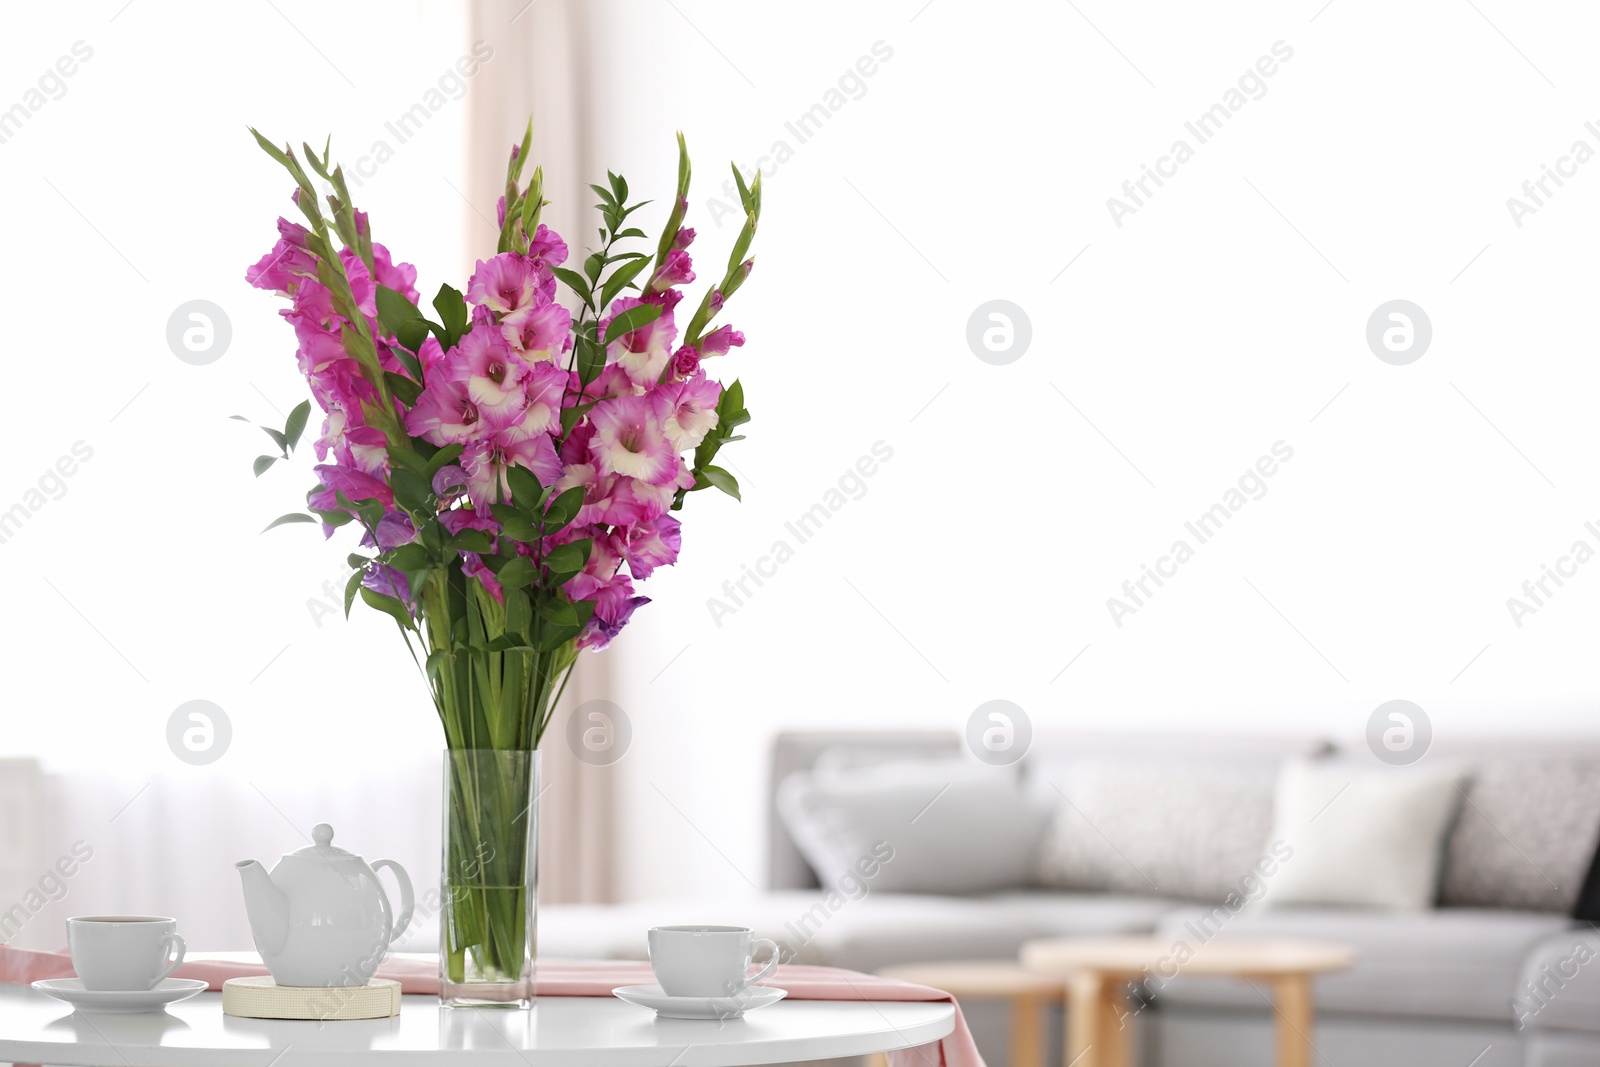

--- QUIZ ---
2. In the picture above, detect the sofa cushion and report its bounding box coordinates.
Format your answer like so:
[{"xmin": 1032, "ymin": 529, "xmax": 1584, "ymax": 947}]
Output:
[
  {"xmin": 777, "ymin": 760, "xmax": 1050, "ymax": 895},
  {"xmin": 1512, "ymin": 929, "xmax": 1600, "ymax": 1033},
  {"xmin": 540, "ymin": 889, "xmax": 1173, "ymax": 973},
  {"xmin": 1438, "ymin": 755, "xmax": 1600, "ymax": 913},
  {"xmin": 1035, "ymin": 759, "xmax": 1279, "ymax": 901},
  {"xmin": 1148, "ymin": 905, "xmax": 1573, "ymax": 1023},
  {"xmin": 1261, "ymin": 759, "xmax": 1466, "ymax": 911}
]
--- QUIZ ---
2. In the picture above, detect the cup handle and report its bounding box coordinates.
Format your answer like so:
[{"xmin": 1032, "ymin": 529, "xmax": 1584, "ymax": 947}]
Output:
[
  {"xmin": 744, "ymin": 937, "xmax": 781, "ymax": 988},
  {"xmin": 371, "ymin": 859, "xmax": 415, "ymax": 949},
  {"xmin": 155, "ymin": 932, "xmax": 186, "ymax": 987}
]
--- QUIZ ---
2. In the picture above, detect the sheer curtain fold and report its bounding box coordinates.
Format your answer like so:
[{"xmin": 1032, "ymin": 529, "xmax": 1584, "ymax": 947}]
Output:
[{"xmin": 467, "ymin": 0, "xmax": 618, "ymax": 906}]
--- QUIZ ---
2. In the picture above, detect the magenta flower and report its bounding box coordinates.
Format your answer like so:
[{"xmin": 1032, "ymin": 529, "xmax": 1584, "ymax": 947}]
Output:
[
  {"xmin": 500, "ymin": 361, "xmax": 568, "ymax": 439},
  {"xmin": 589, "ymin": 394, "xmax": 678, "ymax": 484},
  {"xmin": 700, "ymin": 324, "xmax": 746, "ymax": 358},
  {"xmin": 467, "ymin": 253, "xmax": 550, "ymax": 322},
  {"xmin": 447, "ymin": 325, "xmax": 527, "ymax": 426},
  {"xmin": 661, "ymin": 373, "xmax": 721, "ymax": 451},
  {"xmin": 406, "ymin": 378, "xmax": 483, "ymax": 446},
  {"xmin": 500, "ymin": 301, "xmax": 571, "ymax": 362},
  {"xmin": 245, "ymin": 219, "xmax": 316, "ymax": 295},
  {"xmin": 602, "ymin": 296, "xmax": 678, "ymax": 388},
  {"xmin": 578, "ymin": 578, "xmax": 649, "ymax": 651},
  {"xmin": 620, "ymin": 515, "xmax": 682, "ymax": 579},
  {"xmin": 462, "ymin": 430, "xmax": 561, "ymax": 509},
  {"xmin": 462, "ymin": 552, "xmax": 504, "ymax": 603},
  {"xmin": 363, "ymin": 564, "xmax": 412, "ymax": 606},
  {"xmin": 648, "ymin": 248, "xmax": 695, "ymax": 293}
]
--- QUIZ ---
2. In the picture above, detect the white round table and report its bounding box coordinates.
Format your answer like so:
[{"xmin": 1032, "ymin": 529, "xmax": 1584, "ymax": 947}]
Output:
[{"xmin": 0, "ymin": 982, "xmax": 954, "ymax": 1066}]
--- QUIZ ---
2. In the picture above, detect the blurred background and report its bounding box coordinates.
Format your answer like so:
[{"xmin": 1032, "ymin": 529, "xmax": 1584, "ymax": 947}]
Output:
[{"xmin": 2, "ymin": 0, "xmax": 1599, "ymax": 950}]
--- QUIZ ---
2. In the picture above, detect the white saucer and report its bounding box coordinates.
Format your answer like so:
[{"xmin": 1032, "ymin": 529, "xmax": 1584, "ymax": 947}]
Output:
[
  {"xmin": 32, "ymin": 978, "xmax": 209, "ymax": 1013},
  {"xmin": 612, "ymin": 983, "xmax": 786, "ymax": 1020}
]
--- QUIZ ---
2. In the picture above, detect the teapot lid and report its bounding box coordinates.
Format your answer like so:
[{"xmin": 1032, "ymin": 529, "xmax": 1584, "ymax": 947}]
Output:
[{"xmin": 286, "ymin": 823, "xmax": 360, "ymax": 862}]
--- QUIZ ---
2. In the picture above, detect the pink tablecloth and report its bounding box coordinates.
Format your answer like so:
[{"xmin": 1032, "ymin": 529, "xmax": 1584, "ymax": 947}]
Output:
[{"xmin": 1, "ymin": 947, "xmax": 981, "ymax": 1067}]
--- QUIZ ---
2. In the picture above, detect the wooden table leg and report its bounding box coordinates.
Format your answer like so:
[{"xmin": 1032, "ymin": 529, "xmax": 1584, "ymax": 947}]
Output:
[
  {"xmin": 1067, "ymin": 973, "xmax": 1103, "ymax": 1067},
  {"xmin": 1010, "ymin": 992, "xmax": 1047, "ymax": 1067},
  {"xmin": 1270, "ymin": 973, "xmax": 1315, "ymax": 1067},
  {"xmin": 1098, "ymin": 978, "xmax": 1130, "ymax": 1067},
  {"xmin": 1067, "ymin": 972, "xmax": 1132, "ymax": 1067}
]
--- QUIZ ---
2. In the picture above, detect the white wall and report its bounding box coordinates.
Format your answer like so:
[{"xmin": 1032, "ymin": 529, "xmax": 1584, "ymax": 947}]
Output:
[
  {"xmin": 580, "ymin": 0, "xmax": 1600, "ymax": 900},
  {"xmin": 2, "ymin": 0, "xmax": 1599, "ymax": 926}
]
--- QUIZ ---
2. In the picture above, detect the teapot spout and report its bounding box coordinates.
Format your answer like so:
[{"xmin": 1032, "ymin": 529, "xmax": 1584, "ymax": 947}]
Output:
[{"xmin": 234, "ymin": 859, "xmax": 289, "ymax": 956}]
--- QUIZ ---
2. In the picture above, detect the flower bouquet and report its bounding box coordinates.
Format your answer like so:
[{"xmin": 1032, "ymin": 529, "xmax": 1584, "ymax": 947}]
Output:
[{"xmin": 242, "ymin": 121, "xmax": 761, "ymax": 1005}]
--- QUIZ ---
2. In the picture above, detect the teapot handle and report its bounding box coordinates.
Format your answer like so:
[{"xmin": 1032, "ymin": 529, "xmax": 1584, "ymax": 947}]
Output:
[{"xmin": 371, "ymin": 859, "xmax": 415, "ymax": 949}]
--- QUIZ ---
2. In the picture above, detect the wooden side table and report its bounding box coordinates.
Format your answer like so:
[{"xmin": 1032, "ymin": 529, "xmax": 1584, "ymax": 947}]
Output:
[
  {"xmin": 1021, "ymin": 938, "xmax": 1356, "ymax": 1067},
  {"xmin": 873, "ymin": 961, "xmax": 1066, "ymax": 1067}
]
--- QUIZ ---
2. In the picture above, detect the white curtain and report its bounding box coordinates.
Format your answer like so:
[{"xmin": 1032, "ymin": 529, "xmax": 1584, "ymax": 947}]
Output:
[{"xmin": 468, "ymin": 0, "xmax": 620, "ymax": 907}]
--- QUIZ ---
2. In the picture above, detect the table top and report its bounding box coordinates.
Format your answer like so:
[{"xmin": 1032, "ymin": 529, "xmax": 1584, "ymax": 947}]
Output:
[
  {"xmin": 0, "ymin": 983, "xmax": 955, "ymax": 1067},
  {"xmin": 877, "ymin": 960, "xmax": 1068, "ymax": 998},
  {"xmin": 1021, "ymin": 937, "xmax": 1358, "ymax": 978}
]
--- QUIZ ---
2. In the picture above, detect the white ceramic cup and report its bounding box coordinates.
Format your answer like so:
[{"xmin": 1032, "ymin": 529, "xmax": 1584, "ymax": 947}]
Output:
[
  {"xmin": 647, "ymin": 925, "xmax": 780, "ymax": 998},
  {"xmin": 67, "ymin": 916, "xmax": 186, "ymax": 991}
]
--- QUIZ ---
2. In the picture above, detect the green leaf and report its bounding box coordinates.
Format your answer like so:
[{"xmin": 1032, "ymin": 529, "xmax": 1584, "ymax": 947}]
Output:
[
  {"xmin": 504, "ymin": 588, "xmax": 532, "ymax": 640},
  {"xmin": 450, "ymin": 528, "xmax": 494, "ymax": 553},
  {"xmin": 542, "ymin": 538, "xmax": 591, "ymax": 583},
  {"xmin": 284, "ymin": 401, "xmax": 311, "ymax": 452},
  {"xmin": 347, "ymin": 553, "xmax": 370, "ymax": 569},
  {"xmin": 433, "ymin": 284, "xmax": 469, "ymax": 346},
  {"xmin": 552, "ymin": 266, "xmax": 592, "ymax": 305},
  {"xmin": 344, "ymin": 569, "xmax": 364, "ymax": 618},
  {"xmin": 604, "ymin": 301, "xmax": 662, "ymax": 344},
  {"xmin": 584, "ymin": 251, "xmax": 604, "ymax": 284},
  {"xmin": 253, "ymin": 455, "xmax": 278, "ymax": 477},
  {"xmin": 575, "ymin": 334, "xmax": 606, "ymax": 386},
  {"xmin": 497, "ymin": 556, "xmax": 539, "ymax": 590},
  {"xmin": 387, "ymin": 542, "xmax": 433, "ymax": 572},
  {"xmin": 506, "ymin": 464, "xmax": 546, "ymax": 509},
  {"xmin": 543, "ymin": 485, "xmax": 586, "ymax": 533},
  {"xmin": 561, "ymin": 400, "xmax": 597, "ymax": 434},
  {"xmin": 424, "ymin": 443, "xmax": 464, "ymax": 479},
  {"xmin": 259, "ymin": 425, "xmax": 289, "ymax": 455},
  {"xmin": 359, "ymin": 585, "xmax": 415, "ymax": 630},
  {"xmin": 311, "ymin": 507, "xmax": 354, "ymax": 528},
  {"xmin": 262, "ymin": 512, "xmax": 316, "ymax": 532},
  {"xmin": 534, "ymin": 595, "xmax": 578, "ymax": 628},
  {"xmin": 589, "ymin": 183, "xmax": 617, "ymax": 207},
  {"xmin": 389, "ymin": 467, "xmax": 432, "ymax": 513},
  {"xmin": 490, "ymin": 504, "xmax": 539, "ymax": 542},
  {"xmin": 614, "ymin": 227, "xmax": 647, "ymax": 240},
  {"xmin": 375, "ymin": 285, "xmax": 434, "ymax": 352},
  {"xmin": 391, "ymin": 345, "xmax": 424, "ymax": 381},
  {"xmin": 599, "ymin": 256, "xmax": 653, "ymax": 308},
  {"xmin": 384, "ymin": 371, "xmax": 423, "ymax": 407},
  {"xmin": 697, "ymin": 465, "xmax": 740, "ymax": 500}
]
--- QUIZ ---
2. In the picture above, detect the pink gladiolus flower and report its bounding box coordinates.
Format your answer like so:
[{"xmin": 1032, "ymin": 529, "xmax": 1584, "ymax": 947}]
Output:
[
  {"xmin": 500, "ymin": 301, "xmax": 571, "ymax": 362},
  {"xmin": 405, "ymin": 377, "xmax": 483, "ymax": 445},
  {"xmin": 245, "ymin": 219, "xmax": 316, "ymax": 295},
  {"xmin": 661, "ymin": 373, "xmax": 721, "ymax": 452},
  {"xmin": 440, "ymin": 506, "xmax": 498, "ymax": 536},
  {"xmin": 589, "ymin": 394, "xmax": 679, "ymax": 484},
  {"xmin": 316, "ymin": 410, "xmax": 389, "ymax": 476},
  {"xmin": 433, "ymin": 465, "xmax": 472, "ymax": 506},
  {"xmin": 526, "ymin": 224, "xmax": 568, "ymax": 274},
  {"xmin": 671, "ymin": 344, "xmax": 700, "ymax": 379},
  {"xmin": 447, "ymin": 325, "xmax": 527, "ymax": 425},
  {"xmin": 462, "ymin": 430, "xmax": 561, "ymax": 509},
  {"xmin": 467, "ymin": 254, "xmax": 541, "ymax": 320},
  {"xmin": 363, "ymin": 564, "xmax": 412, "ymax": 606},
  {"xmin": 369, "ymin": 242, "xmax": 420, "ymax": 305},
  {"xmin": 602, "ymin": 296, "xmax": 678, "ymax": 388},
  {"xmin": 700, "ymin": 324, "xmax": 745, "ymax": 358},
  {"xmin": 309, "ymin": 464, "xmax": 394, "ymax": 534},
  {"xmin": 674, "ymin": 227, "xmax": 696, "ymax": 249},
  {"xmin": 500, "ymin": 361, "xmax": 568, "ymax": 440},
  {"xmin": 620, "ymin": 515, "xmax": 682, "ymax": 579},
  {"xmin": 648, "ymin": 248, "xmax": 695, "ymax": 293},
  {"xmin": 578, "ymin": 577, "xmax": 649, "ymax": 651},
  {"xmin": 565, "ymin": 526, "xmax": 624, "ymax": 601}
]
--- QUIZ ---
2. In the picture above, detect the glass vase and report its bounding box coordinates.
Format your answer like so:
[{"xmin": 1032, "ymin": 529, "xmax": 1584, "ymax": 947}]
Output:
[{"xmin": 440, "ymin": 749, "xmax": 538, "ymax": 1008}]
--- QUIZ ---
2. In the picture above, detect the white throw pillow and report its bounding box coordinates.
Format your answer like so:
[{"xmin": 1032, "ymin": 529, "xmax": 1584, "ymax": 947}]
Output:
[
  {"xmin": 777, "ymin": 759, "xmax": 1049, "ymax": 895},
  {"xmin": 1260, "ymin": 759, "xmax": 1466, "ymax": 911}
]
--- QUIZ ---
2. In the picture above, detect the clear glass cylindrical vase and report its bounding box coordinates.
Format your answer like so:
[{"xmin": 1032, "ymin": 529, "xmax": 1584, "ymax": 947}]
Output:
[{"xmin": 440, "ymin": 749, "xmax": 538, "ymax": 1008}]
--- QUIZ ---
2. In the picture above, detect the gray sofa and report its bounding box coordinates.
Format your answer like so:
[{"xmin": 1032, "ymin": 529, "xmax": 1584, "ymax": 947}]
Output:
[{"xmin": 541, "ymin": 730, "xmax": 1600, "ymax": 1067}]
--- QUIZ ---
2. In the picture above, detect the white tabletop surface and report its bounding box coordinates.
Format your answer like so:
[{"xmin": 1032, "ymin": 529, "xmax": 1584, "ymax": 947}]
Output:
[{"xmin": 0, "ymin": 982, "xmax": 955, "ymax": 1067}]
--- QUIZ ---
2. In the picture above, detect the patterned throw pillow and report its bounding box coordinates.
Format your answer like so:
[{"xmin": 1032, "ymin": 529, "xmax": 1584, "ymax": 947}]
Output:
[
  {"xmin": 1035, "ymin": 760, "xmax": 1277, "ymax": 901},
  {"xmin": 1438, "ymin": 756, "xmax": 1600, "ymax": 912}
]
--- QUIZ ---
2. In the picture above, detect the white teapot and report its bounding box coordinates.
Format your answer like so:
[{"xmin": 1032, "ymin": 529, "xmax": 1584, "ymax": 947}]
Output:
[{"xmin": 235, "ymin": 823, "xmax": 414, "ymax": 987}]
